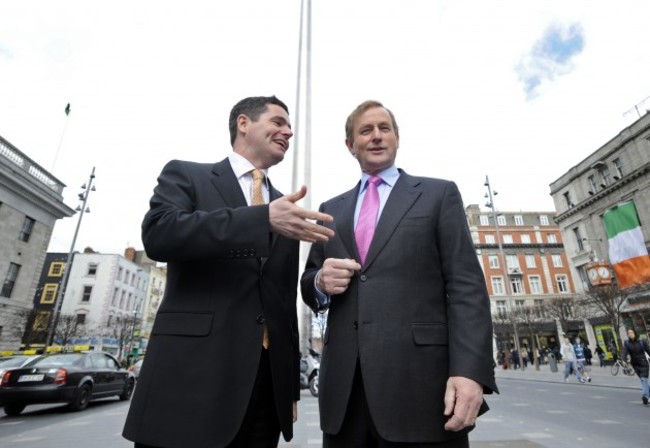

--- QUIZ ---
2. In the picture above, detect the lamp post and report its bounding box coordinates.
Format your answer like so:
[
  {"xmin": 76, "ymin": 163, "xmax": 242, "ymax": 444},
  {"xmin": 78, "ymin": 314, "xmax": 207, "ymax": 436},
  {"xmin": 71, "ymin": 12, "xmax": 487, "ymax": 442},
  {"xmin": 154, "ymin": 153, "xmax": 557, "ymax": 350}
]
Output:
[
  {"xmin": 45, "ymin": 167, "xmax": 96, "ymax": 348},
  {"xmin": 484, "ymin": 175, "xmax": 521, "ymax": 358}
]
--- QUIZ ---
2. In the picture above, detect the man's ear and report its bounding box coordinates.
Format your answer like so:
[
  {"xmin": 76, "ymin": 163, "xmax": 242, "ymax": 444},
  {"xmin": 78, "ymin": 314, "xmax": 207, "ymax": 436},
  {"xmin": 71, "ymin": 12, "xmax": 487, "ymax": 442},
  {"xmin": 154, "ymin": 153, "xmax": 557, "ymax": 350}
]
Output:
[
  {"xmin": 237, "ymin": 114, "xmax": 249, "ymax": 136},
  {"xmin": 345, "ymin": 138, "xmax": 355, "ymax": 155}
]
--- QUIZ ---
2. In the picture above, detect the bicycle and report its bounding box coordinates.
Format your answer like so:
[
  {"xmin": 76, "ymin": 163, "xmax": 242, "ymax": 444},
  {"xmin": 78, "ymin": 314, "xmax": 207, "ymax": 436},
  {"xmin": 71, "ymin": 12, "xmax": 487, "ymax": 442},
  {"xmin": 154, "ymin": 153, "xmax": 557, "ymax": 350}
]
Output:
[{"xmin": 610, "ymin": 359, "xmax": 635, "ymax": 376}]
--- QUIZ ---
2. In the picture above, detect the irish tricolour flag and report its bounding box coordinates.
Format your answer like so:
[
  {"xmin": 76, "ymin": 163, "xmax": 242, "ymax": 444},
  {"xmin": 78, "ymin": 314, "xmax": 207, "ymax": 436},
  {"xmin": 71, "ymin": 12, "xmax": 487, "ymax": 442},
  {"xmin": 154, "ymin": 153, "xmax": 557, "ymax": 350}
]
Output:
[{"xmin": 604, "ymin": 201, "xmax": 650, "ymax": 289}]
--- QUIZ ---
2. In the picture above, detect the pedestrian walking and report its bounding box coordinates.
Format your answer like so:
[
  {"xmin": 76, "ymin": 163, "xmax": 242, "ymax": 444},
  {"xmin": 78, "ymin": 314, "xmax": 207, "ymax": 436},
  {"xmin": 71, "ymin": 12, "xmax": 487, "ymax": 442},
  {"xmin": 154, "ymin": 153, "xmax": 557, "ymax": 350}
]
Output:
[
  {"xmin": 621, "ymin": 328, "xmax": 650, "ymax": 405},
  {"xmin": 560, "ymin": 337, "xmax": 578, "ymax": 383},
  {"xmin": 595, "ymin": 345, "xmax": 605, "ymax": 367},
  {"xmin": 573, "ymin": 337, "xmax": 591, "ymax": 383}
]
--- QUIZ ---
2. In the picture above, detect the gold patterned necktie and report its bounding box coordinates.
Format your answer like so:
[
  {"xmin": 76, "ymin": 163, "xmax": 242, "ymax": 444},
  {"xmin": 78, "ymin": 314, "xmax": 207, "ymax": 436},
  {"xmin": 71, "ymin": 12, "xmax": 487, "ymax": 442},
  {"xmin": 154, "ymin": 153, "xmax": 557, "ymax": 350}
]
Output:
[
  {"xmin": 249, "ymin": 169, "xmax": 269, "ymax": 348},
  {"xmin": 250, "ymin": 169, "xmax": 265, "ymax": 206}
]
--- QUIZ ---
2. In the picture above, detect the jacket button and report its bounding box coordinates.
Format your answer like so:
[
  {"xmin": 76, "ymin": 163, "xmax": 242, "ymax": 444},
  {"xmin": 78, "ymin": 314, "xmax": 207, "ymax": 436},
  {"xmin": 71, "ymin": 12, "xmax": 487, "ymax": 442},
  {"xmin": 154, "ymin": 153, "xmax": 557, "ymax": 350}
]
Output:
[
  {"xmin": 353, "ymin": 321, "xmax": 358, "ymax": 329},
  {"xmin": 256, "ymin": 315, "xmax": 265, "ymax": 324},
  {"xmin": 360, "ymin": 275, "xmax": 367, "ymax": 282}
]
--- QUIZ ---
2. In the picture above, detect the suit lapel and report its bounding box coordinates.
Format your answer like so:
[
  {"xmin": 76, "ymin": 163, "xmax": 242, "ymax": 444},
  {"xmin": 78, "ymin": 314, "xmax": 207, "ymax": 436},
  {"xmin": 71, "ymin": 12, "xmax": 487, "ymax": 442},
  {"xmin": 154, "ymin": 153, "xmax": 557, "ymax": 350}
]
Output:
[
  {"xmin": 333, "ymin": 183, "xmax": 361, "ymax": 260},
  {"xmin": 210, "ymin": 158, "xmax": 247, "ymax": 207},
  {"xmin": 363, "ymin": 172, "xmax": 421, "ymax": 270}
]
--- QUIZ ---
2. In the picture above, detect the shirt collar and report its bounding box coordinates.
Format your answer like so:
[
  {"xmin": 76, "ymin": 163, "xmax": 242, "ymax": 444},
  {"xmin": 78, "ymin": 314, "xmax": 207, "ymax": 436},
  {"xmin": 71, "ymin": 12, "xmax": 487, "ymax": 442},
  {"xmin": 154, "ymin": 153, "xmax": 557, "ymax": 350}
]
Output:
[
  {"xmin": 359, "ymin": 165, "xmax": 399, "ymax": 192},
  {"xmin": 228, "ymin": 152, "xmax": 269, "ymax": 180}
]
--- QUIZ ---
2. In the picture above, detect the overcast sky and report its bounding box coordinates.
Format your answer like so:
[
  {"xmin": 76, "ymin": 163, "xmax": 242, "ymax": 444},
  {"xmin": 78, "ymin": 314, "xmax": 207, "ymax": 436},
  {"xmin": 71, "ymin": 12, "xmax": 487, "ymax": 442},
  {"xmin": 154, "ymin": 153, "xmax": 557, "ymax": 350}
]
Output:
[{"xmin": 1, "ymin": 0, "xmax": 649, "ymax": 254}]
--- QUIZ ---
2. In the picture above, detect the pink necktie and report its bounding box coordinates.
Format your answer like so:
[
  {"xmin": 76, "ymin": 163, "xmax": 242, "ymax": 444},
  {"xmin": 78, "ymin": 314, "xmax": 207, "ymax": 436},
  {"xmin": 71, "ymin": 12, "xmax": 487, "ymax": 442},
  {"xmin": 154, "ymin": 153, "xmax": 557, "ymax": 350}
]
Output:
[{"xmin": 355, "ymin": 176, "xmax": 382, "ymax": 265}]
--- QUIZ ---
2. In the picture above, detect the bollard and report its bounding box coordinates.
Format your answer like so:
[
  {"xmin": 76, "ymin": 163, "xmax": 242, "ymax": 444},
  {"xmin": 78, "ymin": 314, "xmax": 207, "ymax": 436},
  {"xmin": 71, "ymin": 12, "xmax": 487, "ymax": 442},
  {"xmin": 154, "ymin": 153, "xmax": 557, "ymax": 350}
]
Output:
[{"xmin": 548, "ymin": 352, "xmax": 558, "ymax": 373}]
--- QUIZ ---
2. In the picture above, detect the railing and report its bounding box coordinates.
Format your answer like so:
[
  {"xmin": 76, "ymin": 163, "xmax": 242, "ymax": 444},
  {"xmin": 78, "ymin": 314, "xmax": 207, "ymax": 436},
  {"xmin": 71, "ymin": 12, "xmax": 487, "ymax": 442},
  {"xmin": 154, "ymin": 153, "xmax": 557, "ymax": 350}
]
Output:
[{"xmin": 0, "ymin": 135, "xmax": 65, "ymax": 195}]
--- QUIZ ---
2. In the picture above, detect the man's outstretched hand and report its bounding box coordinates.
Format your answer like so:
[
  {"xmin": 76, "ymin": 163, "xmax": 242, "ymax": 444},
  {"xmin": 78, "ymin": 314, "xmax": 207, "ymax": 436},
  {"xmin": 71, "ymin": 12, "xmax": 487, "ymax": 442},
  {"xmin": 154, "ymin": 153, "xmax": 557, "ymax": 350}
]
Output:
[{"xmin": 269, "ymin": 186, "xmax": 334, "ymax": 243}]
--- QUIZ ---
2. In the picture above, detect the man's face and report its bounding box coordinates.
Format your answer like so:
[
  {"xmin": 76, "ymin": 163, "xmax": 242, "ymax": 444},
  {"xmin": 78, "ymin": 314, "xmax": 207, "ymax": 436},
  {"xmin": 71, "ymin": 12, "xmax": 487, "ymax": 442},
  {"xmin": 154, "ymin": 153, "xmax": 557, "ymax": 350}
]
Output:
[
  {"xmin": 240, "ymin": 104, "xmax": 293, "ymax": 168},
  {"xmin": 346, "ymin": 107, "xmax": 399, "ymax": 175}
]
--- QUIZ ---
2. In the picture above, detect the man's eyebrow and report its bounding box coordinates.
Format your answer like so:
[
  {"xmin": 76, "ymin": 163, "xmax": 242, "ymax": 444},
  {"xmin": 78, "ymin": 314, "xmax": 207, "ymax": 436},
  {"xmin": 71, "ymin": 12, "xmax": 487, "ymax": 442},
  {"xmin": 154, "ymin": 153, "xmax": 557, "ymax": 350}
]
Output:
[{"xmin": 272, "ymin": 115, "xmax": 292, "ymax": 129}]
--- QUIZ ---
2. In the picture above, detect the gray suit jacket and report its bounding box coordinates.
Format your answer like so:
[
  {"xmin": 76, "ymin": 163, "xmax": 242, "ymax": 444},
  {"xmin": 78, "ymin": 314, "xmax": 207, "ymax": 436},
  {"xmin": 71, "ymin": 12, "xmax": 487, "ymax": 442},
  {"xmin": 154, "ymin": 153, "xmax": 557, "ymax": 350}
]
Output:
[{"xmin": 301, "ymin": 170, "xmax": 497, "ymax": 443}]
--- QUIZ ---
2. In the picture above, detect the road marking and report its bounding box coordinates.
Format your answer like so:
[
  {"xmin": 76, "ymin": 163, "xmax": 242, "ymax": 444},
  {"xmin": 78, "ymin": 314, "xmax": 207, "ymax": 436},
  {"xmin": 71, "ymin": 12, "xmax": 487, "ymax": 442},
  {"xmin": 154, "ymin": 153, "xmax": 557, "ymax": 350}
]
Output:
[
  {"xmin": 0, "ymin": 421, "xmax": 25, "ymax": 426},
  {"xmin": 546, "ymin": 410, "xmax": 568, "ymax": 414},
  {"xmin": 65, "ymin": 420, "xmax": 93, "ymax": 426},
  {"xmin": 307, "ymin": 439, "xmax": 322, "ymax": 445},
  {"xmin": 513, "ymin": 403, "xmax": 531, "ymax": 406},
  {"xmin": 559, "ymin": 392, "xmax": 575, "ymax": 395},
  {"xmin": 8, "ymin": 436, "xmax": 47, "ymax": 442},
  {"xmin": 593, "ymin": 420, "xmax": 620, "ymax": 424},
  {"xmin": 590, "ymin": 396, "xmax": 607, "ymax": 399},
  {"xmin": 521, "ymin": 432, "xmax": 554, "ymax": 439}
]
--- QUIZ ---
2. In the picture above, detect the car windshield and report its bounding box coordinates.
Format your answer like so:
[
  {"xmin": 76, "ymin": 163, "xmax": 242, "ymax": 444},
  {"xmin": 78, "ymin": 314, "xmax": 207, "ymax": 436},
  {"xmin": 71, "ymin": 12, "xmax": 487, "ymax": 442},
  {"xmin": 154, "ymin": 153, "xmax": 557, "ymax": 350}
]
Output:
[{"xmin": 30, "ymin": 354, "xmax": 85, "ymax": 367}]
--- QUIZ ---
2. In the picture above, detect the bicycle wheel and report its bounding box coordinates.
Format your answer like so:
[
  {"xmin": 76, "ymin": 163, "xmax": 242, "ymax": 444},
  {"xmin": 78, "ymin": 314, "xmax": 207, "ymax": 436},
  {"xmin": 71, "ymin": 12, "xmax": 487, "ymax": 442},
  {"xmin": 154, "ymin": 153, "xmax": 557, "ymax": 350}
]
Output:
[
  {"xmin": 624, "ymin": 366, "xmax": 635, "ymax": 376},
  {"xmin": 611, "ymin": 362, "xmax": 619, "ymax": 376}
]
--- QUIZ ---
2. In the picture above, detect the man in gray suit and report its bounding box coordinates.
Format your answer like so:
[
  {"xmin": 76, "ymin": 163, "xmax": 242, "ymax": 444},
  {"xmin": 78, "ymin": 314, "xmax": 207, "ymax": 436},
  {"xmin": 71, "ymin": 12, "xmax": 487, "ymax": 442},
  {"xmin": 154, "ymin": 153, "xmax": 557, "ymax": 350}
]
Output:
[{"xmin": 301, "ymin": 100, "xmax": 497, "ymax": 447}]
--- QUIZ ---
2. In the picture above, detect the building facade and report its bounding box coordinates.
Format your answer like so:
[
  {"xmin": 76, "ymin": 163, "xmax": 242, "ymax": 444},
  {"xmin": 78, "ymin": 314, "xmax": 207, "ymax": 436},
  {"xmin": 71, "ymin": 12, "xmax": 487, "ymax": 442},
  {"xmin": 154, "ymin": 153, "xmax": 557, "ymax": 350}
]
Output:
[
  {"xmin": 0, "ymin": 135, "xmax": 74, "ymax": 351},
  {"xmin": 466, "ymin": 205, "xmax": 581, "ymax": 354},
  {"xmin": 550, "ymin": 110, "xmax": 650, "ymax": 345}
]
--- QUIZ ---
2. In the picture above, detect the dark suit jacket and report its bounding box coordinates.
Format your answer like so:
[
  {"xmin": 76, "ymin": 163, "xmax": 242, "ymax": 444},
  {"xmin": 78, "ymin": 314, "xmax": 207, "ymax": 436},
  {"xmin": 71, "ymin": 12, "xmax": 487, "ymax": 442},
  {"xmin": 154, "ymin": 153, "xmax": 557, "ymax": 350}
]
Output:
[
  {"xmin": 123, "ymin": 158, "xmax": 300, "ymax": 448},
  {"xmin": 301, "ymin": 170, "xmax": 498, "ymax": 444}
]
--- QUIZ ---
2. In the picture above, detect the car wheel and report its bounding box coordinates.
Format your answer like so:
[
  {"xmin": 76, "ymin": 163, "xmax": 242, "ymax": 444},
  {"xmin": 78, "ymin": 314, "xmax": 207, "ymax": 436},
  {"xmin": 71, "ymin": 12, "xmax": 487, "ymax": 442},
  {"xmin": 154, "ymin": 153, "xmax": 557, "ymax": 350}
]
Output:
[
  {"xmin": 119, "ymin": 378, "xmax": 135, "ymax": 401},
  {"xmin": 69, "ymin": 383, "xmax": 92, "ymax": 411},
  {"xmin": 4, "ymin": 403, "xmax": 26, "ymax": 417},
  {"xmin": 309, "ymin": 375, "xmax": 319, "ymax": 397}
]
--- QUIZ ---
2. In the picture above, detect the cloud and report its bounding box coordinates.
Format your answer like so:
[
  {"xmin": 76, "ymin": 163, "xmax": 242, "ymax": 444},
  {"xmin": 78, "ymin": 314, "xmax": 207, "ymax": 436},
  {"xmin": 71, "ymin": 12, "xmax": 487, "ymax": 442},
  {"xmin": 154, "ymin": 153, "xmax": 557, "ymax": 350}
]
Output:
[
  {"xmin": 0, "ymin": 45, "xmax": 13, "ymax": 60},
  {"xmin": 516, "ymin": 22, "xmax": 585, "ymax": 99}
]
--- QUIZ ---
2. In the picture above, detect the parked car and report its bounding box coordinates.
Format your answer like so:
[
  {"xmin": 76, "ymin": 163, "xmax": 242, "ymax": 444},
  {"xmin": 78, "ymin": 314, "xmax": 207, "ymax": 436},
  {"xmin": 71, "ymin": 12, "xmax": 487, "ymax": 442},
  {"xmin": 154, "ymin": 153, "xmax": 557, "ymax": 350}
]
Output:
[
  {"xmin": 0, "ymin": 351, "xmax": 135, "ymax": 416},
  {"xmin": 128, "ymin": 359, "xmax": 143, "ymax": 380},
  {"xmin": 0, "ymin": 355, "xmax": 43, "ymax": 406}
]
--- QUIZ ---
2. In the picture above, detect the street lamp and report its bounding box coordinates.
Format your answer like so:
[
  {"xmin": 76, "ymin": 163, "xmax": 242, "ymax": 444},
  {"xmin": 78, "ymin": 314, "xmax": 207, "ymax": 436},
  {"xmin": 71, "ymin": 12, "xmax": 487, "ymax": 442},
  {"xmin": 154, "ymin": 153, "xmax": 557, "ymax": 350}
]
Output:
[
  {"xmin": 45, "ymin": 167, "xmax": 96, "ymax": 348},
  {"xmin": 484, "ymin": 175, "xmax": 521, "ymax": 358}
]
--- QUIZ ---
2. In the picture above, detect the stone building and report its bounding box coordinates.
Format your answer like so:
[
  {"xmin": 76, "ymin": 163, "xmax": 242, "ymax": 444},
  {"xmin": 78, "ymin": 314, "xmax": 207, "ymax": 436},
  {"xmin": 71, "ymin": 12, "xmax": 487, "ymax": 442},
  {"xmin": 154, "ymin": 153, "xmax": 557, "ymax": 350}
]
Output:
[
  {"xmin": 550, "ymin": 111, "xmax": 650, "ymax": 347},
  {"xmin": 0, "ymin": 135, "xmax": 74, "ymax": 351}
]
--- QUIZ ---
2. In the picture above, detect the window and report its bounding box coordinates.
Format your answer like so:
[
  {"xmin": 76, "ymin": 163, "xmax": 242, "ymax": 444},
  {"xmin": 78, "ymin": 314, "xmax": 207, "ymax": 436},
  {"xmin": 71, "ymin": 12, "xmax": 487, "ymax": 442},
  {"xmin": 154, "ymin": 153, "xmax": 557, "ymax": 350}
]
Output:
[
  {"xmin": 40, "ymin": 283, "xmax": 58, "ymax": 304},
  {"xmin": 547, "ymin": 234, "xmax": 557, "ymax": 243},
  {"xmin": 33, "ymin": 311, "xmax": 50, "ymax": 330},
  {"xmin": 514, "ymin": 299, "xmax": 525, "ymax": 308},
  {"xmin": 18, "ymin": 216, "xmax": 35, "ymax": 242},
  {"xmin": 87, "ymin": 263, "xmax": 98, "ymax": 276},
  {"xmin": 573, "ymin": 227, "xmax": 584, "ymax": 251},
  {"xmin": 556, "ymin": 275, "xmax": 569, "ymax": 293},
  {"xmin": 479, "ymin": 215, "xmax": 489, "ymax": 225},
  {"xmin": 503, "ymin": 234, "xmax": 513, "ymax": 244},
  {"xmin": 81, "ymin": 286, "xmax": 93, "ymax": 302},
  {"xmin": 521, "ymin": 234, "xmax": 531, "ymax": 244},
  {"xmin": 539, "ymin": 215, "xmax": 549, "ymax": 225},
  {"xmin": 599, "ymin": 166, "xmax": 611, "ymax": 186},
  {"xmin": 506, "ymin": 255, "xmax": 519, "ymax": 269},
  {"xmin": 511, "ymin": 278, "xmax": 524, "ymax": 294},
  {"xmin": 491, "ymin": 277, "xmax": 504, "ymax": 295},
  {"xmin": 485, "ymin": 234, "xmax": 495, "ymax": 244},
  {"xmin": 525, "ymin": 254, "xmax": 536, "ymax": 268},
  {"xmin": 120, "ymin": 290, "xmax": 126, "ymax": 309},
  {"xmin": 552, "ymin": 254, "xmax": 563, "ymax": 268},
  {"xmin": 588, "ymin": 175, "xmax": 598, "ymax": 193},
  {"xmin": 488, "ymin": 255, "xmax": 499, "ymax": 268},
  {"xmin": 49, "ymin": 262, "xmax": 65, "ymax": 277},
  {"xmin": 118, "ymin": 267, "xmax": 123, "ymax": 281},
  {"xmin": 76, "ymin": 314, "xmax": 86, "ymax": 325},
  {"xmin": 612, "ymin": 158, "xmax": 624, "ymax": 178},
  {"xmin": 529, "ymin": 275, "xmax": 542, "ymax": 294},
  {"xmin": 534, "ymin": 299, "xmax": 544, "ymax": 317},
  {"xmin": 563, "ymin": 191, "xmax": 572, "ymax": 207},
  {"xmin": 496, "ymin": 300, "xmax": 507, "ymax": 318},
  {"xmin": 112, "ymin": 288, "xmax": 119, "ymax": 306},
  {"xmin": 1, "ymin": 263, "xmax": 21, "ymax": 297},
  {"xmin": 107, "ymin": 314, "xmax": 113, "ymax": 326},
  {"xmin": 497, "ymin": 215, "xmax": 506, "ymax": 226},
  {"xmin": 514, "ymin": 215, "xmax": 524, "ymax": 226}
]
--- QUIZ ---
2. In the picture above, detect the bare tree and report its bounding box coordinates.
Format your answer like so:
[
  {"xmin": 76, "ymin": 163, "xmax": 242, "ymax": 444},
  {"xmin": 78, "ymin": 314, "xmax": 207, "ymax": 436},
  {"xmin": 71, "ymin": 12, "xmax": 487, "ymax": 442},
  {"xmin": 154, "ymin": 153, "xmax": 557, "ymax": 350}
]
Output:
[
  {"xmin": 581, "ymin": 284, "xmax": 627, "ymax": 348},
  {"xmin": 106, "ymin": 314, "xmax": 140, "ymax": 361},
  {"xmin": 54, "ymin": 314, "xmax": 88, "ymax": 346},
  {"xmin": 510, "ymin": 304, "xmax": 541, "ymax": 371},
  {"xmin": 1, "ymin": 308, "xmax": 37, "ymax": 349},
  {"xmin": 541, "ymin": 295, "xmax": 582, "ymax": 335}
]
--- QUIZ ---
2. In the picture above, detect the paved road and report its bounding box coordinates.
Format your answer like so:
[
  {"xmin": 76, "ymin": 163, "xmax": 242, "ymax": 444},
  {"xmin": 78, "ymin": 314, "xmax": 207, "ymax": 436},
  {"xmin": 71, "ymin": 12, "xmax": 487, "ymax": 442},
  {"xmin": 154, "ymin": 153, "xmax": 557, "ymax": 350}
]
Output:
[{"xmin": 0, "ymin": 363, "xmax": 646, "ymax": 447}]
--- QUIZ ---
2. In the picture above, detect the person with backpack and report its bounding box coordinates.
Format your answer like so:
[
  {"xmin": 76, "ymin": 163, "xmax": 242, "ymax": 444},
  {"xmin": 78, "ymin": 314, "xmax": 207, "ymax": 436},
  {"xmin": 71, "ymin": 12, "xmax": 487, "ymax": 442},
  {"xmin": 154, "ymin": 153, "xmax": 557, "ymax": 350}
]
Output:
[{"xmin": 621, "ymin": 328, "xmax": 650, "ymax": 405}]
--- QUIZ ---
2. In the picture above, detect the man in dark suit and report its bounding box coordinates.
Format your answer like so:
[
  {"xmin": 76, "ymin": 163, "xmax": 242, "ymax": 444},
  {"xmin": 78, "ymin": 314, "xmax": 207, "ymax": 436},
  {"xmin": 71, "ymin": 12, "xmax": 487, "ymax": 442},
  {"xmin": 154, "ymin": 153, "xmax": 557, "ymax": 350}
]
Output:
[
  {"xmin": 123, "ymin": 96, "xmax": 334, "ymax": 448},
  {"xmin": 301, "ymin": 100, "xmax": 498, "ymax": 447}
]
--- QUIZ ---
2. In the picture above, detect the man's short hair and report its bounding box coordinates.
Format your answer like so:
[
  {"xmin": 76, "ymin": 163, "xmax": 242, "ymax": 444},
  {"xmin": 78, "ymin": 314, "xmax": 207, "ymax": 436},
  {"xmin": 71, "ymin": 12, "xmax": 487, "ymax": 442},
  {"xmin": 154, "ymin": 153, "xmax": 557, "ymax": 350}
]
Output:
[
  {"xmin": 229, "ymin": 96, "xmax": 289, "ymax": 147},
  {"xmin": 345, "ymin": 100, "xmax": 399, "ymax": 143}
]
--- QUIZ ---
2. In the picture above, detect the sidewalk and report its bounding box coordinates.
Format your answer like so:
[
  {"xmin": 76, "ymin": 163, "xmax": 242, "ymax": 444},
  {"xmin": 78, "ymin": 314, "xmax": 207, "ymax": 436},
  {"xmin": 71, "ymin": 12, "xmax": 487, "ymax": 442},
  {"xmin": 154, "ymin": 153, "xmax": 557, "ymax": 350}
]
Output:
[{"xmin": 495, "ymin": 361, "xmax": 640, "ymax": 390}]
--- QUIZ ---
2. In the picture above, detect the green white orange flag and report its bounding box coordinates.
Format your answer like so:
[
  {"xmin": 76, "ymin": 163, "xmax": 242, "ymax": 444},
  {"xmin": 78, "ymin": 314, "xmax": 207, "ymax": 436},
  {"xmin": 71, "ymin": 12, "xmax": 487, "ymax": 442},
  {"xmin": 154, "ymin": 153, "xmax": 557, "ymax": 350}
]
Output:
[{"xmin": 603, "ymin": 201, "xmax": 650, "ymax": 289}]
